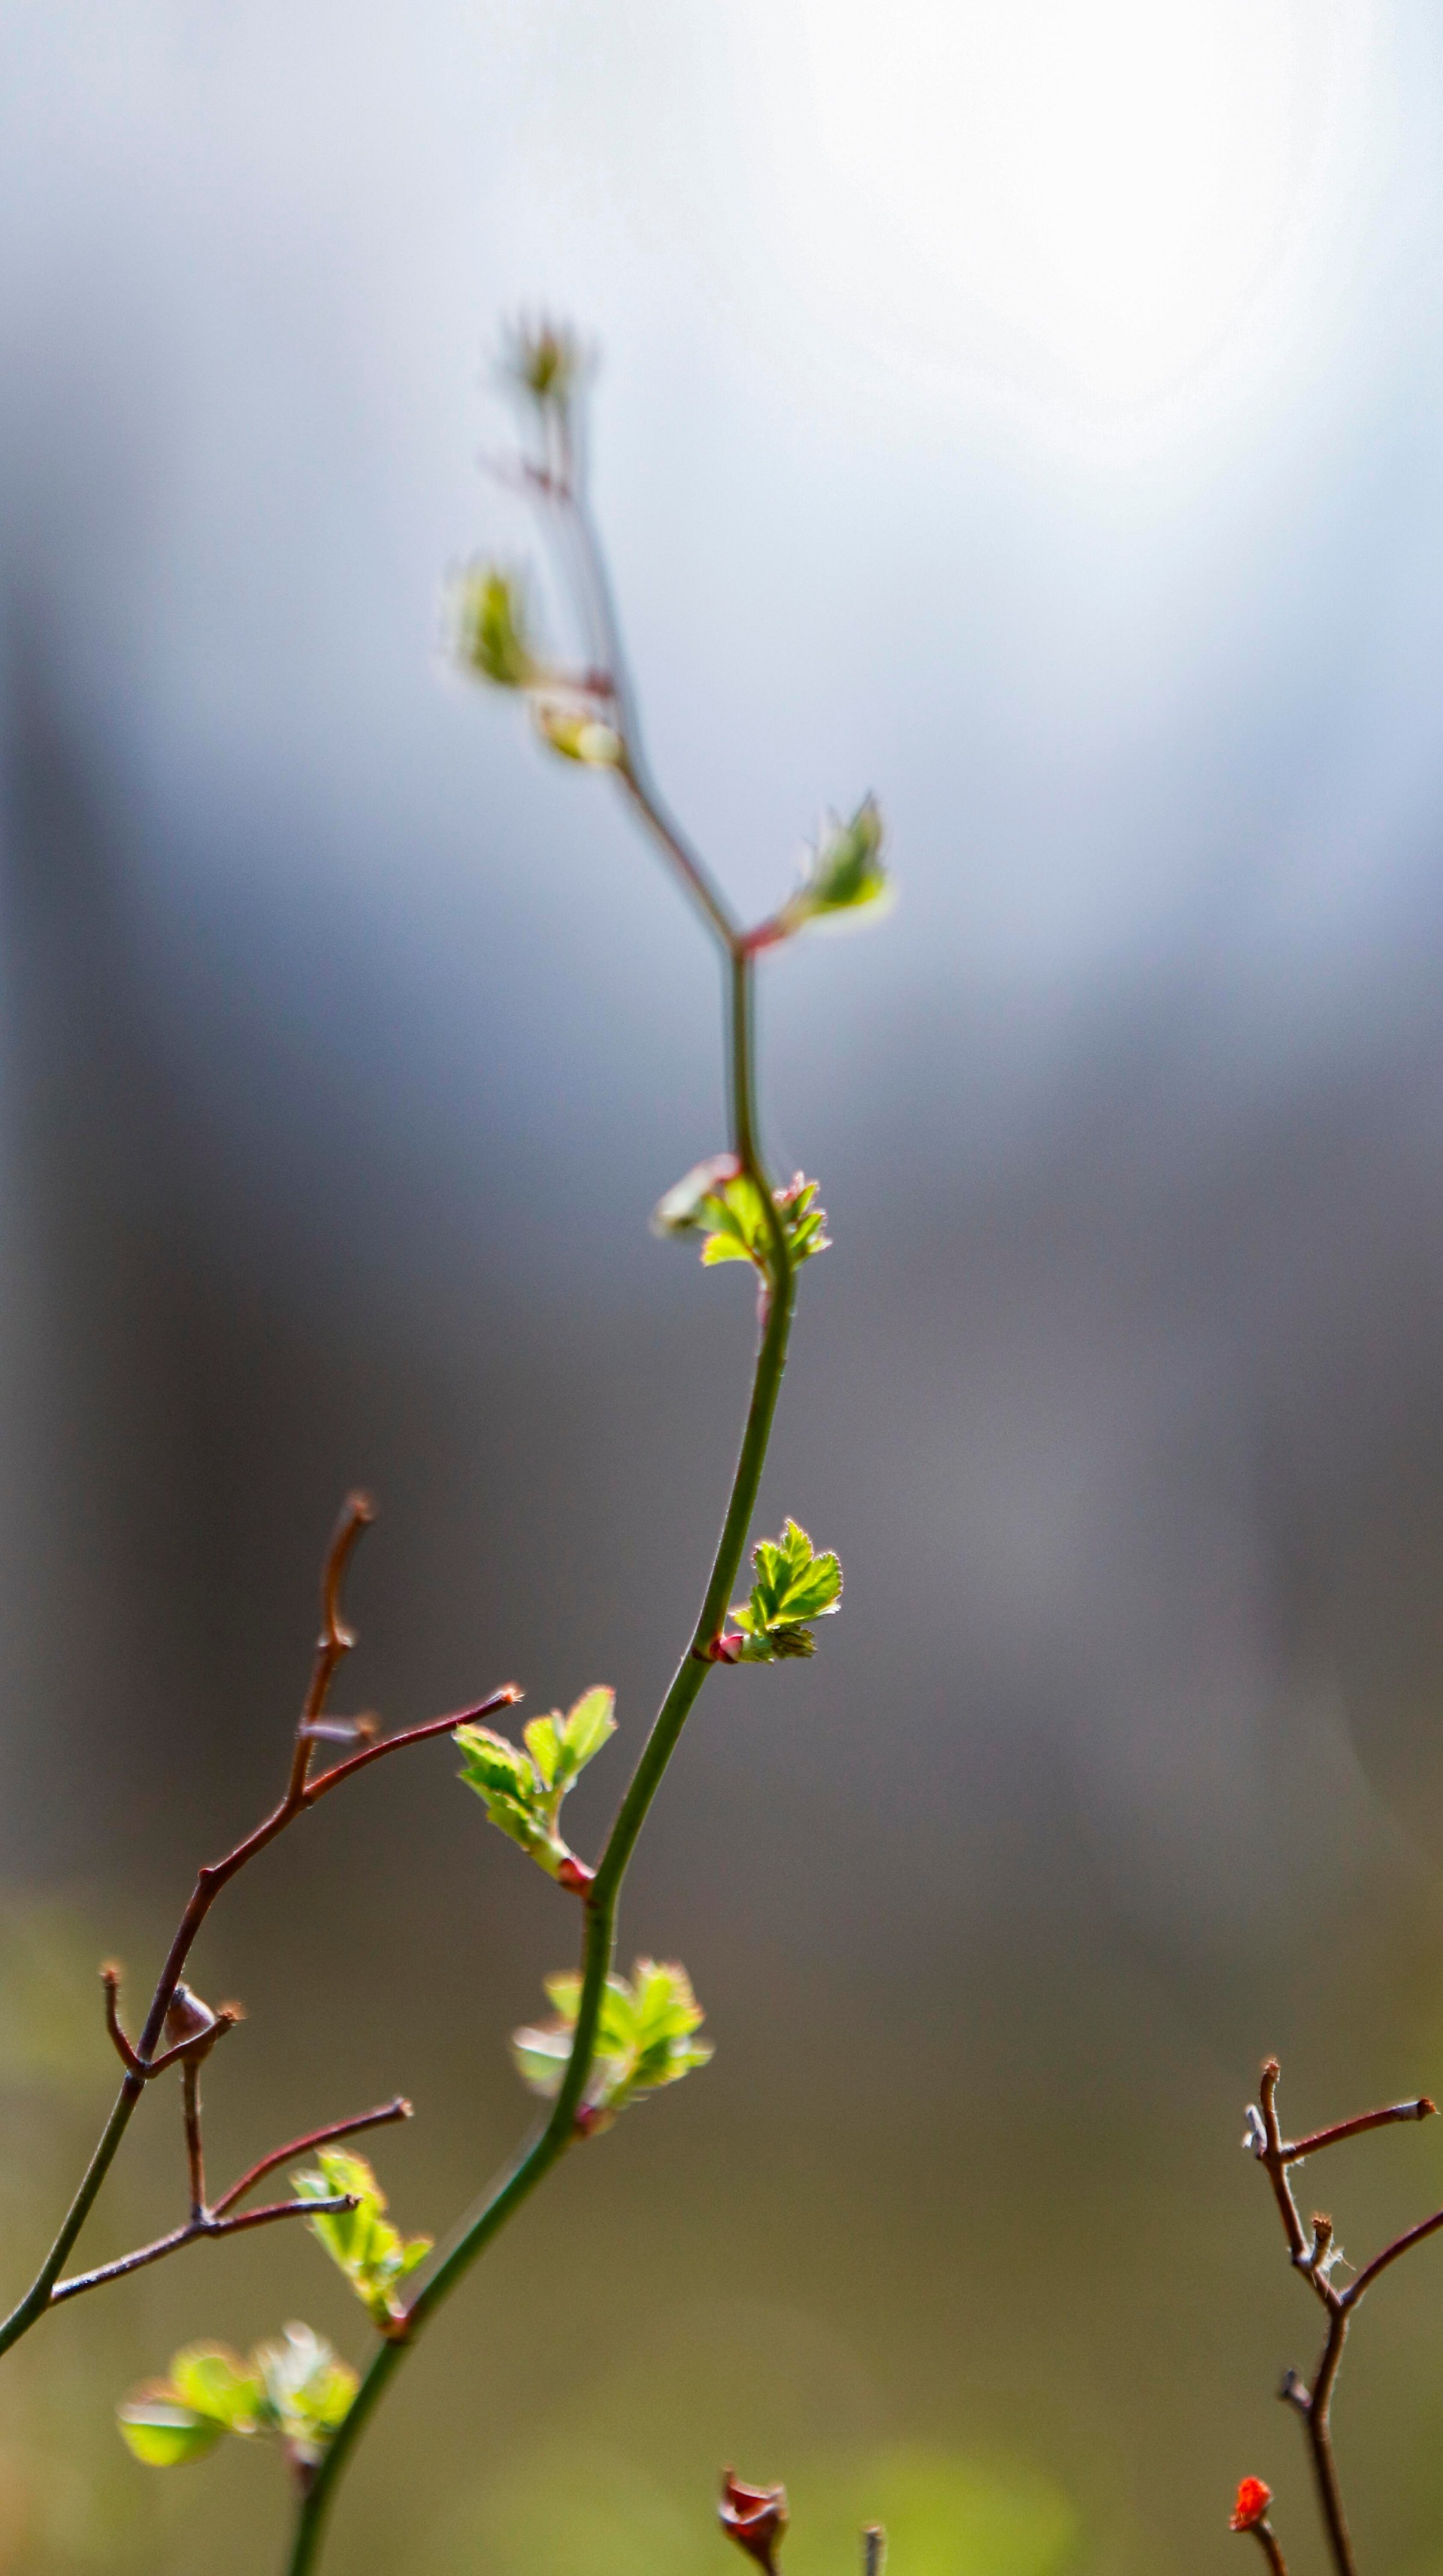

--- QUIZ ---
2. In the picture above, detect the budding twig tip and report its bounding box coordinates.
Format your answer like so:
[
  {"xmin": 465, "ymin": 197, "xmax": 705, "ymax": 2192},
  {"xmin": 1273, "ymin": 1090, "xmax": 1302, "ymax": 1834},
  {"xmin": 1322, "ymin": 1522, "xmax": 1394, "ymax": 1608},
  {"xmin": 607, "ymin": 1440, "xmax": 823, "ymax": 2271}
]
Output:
[
  {"xmin": 1420, "ymin": 2097, "xmax": 1437, "ymax": 2118},
  {"xmin": 99, "ymin": 1960, "xmax": 121, "ymax": 1986}
]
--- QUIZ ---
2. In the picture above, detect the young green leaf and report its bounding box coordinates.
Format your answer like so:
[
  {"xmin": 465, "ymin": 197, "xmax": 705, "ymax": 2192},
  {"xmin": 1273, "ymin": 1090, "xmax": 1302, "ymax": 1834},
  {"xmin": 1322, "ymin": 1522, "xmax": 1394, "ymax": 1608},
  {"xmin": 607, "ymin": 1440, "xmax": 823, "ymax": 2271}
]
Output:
[
  {"xmin": 725, "ymin": 1520, "xmax": 843, "ymax": 1662},
  {"xmin": 559, "ymin": 1684, "xmax": 617, "ymax": 1777},
  {"xmin": 455, "ymin": 1690, "xmax": 615, "ymax": 1883},
  {"xmin": 169, "ymin": 2345, "xmax": 263, "ymax": 2433},
  {"xmin": 116, "ymin": 2390, "xmax": 228, "ymax": 2469},
  {"xmin": 511, "ymin": 1957, "xmax": 713, "ymax": 2129},
  {"xmin": 118, "ymin": 2339, "xmax": 264, "ymax": 2464},
  {"xmin": 452, "ymin": 565, "xmax": 537, "ymax": 690},
  {"xmin": 292, "ymin": 2150, "xmax": 431, "ymax": 2330}
]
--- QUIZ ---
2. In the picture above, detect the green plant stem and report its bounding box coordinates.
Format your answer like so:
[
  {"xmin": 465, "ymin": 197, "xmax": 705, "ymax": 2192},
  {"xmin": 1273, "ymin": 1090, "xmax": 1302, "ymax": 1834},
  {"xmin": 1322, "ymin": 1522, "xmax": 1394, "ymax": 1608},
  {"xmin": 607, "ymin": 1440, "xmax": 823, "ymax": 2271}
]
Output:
[
  {"xmin": 0, "ymin": 2077, "xmax": 141, "ymax": 2354},
  {"xmin": 286, "ymin": 878, "xmax": 795, "ymax": 2576}
]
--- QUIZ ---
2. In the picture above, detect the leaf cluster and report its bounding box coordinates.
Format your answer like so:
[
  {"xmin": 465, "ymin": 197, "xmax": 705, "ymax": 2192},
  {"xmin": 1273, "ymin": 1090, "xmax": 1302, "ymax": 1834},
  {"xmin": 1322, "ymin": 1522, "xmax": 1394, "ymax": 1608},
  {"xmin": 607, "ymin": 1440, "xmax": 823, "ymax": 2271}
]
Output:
[
  {"xmin": 117, "ymin": 2325, "xmax": 355, "ymax": 2475},
  {"xmin": 292, "ymin": 2150, "xmax": 431, "ymax": 2330},
  {"xmin": 652, "ymin": 1157, "xmax": 830, "ymax": 1280},
  {"xmin": 455, "ymin": 1687, "xmax": 616, "ymax": 1882},
  {"xmin": 511, "ymin": 1958, "xmax": 712, "ymax": 2132},
  {"xmin": 725, "ymin": 1519, "xmax": 842, "ymax": 1661}
]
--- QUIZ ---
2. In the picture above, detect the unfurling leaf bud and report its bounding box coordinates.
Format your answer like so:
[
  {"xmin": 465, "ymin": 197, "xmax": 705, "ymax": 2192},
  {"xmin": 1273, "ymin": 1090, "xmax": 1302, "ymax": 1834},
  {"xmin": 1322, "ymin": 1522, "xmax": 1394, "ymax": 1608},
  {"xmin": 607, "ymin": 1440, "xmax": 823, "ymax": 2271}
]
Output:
[
  {"xmin": 722, "ymin": 1520, "xmax": 843, "ymax": 1663},
  {"xmin": 500, "ymin": 317, "xmax": 588, "ymax": 413},
  {"xmin": 161, "ymin": 1983, "xmax": 239, "ymax": 2062},
  {"xmin": 720, "ymin": 2470, "xmax": 789, "ymax": 2575},
  {"xmin": 531, "ymin": 691, "xmax": 623, "ymax": 767},
  {"xmin": 764, "ymin": 797, "xmax": 892, "ymax": 944},
  {"xmin": 452, "ymin": 566, "xmax": 537, "ymax": 690}
]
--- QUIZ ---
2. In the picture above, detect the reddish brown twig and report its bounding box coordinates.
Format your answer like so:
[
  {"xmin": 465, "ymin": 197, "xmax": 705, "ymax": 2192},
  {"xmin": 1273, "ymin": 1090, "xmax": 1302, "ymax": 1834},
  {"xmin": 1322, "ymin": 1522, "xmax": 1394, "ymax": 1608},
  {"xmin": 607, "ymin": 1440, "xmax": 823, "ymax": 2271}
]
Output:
[
  {"xmin": 301, "ymin": 1696, "xmax": 519, "ymax": 1809},
  {"xmin": 48, "ymin": 2191, "xmax": 357, "ymax": 2305},
  {"xmin": 0, "ymin": 1493, "xmax": 522, "ymax": 2358},
  {"xmin": 183, "ymin": 2061, "xmax": 205, "ymax": 2220},
  {"xmin": 1283, "ymin": 2100, "xmax": 1434, "ymax": 2163},
  {"xmin": 286, "ymin": 1493, "xmax": 375, "ymax": 1805},
  {"xmin": 1245, "ymin": 2059, "xmax": 1443, "ymax": 2576},
  {"xmin": 211, "ymin": 2096, "xmax": 413, "ymax": 2218},
  {"xmin": 1343, "ymin": 2203, "xmax": 1443, "ymax": 2301}
]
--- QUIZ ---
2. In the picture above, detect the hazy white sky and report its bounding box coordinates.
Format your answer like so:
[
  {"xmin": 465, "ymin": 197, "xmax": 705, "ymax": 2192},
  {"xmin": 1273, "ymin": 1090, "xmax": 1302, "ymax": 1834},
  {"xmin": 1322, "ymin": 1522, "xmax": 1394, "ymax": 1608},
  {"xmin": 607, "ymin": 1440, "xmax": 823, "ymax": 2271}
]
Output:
[{"xmin": 2, "ymin": 2, "xmax": 1441, "ymax": 1044}]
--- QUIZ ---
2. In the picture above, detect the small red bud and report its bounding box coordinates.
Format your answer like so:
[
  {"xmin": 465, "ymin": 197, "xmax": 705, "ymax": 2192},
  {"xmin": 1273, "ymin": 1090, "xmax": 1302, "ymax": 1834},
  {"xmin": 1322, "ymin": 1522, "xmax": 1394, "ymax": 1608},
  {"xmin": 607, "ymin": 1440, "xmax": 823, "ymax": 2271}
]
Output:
[
  {"xmin": 720, "ymin": 2470, "xmax": 789, "ymax": 2574},
  {"xmin": 557, "ymin": 1855, "xmax": 595, "ymax": 1895},
  {"xmin": 1231, "ymin": 2479, "xmax": 1272, "ymax": 2533}
]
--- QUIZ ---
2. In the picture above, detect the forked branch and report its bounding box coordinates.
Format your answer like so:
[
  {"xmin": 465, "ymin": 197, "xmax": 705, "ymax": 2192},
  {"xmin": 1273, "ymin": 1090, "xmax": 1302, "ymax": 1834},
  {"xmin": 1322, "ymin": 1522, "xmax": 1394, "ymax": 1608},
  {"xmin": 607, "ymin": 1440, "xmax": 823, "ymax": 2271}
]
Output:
[
  {"xmin": 0, "ymin": 1496, "xmax": 515, "ymax": 2358},
  {"xmin": 1244, "ymin": 2057, "xmax": 1442, "ymax": 2576}
]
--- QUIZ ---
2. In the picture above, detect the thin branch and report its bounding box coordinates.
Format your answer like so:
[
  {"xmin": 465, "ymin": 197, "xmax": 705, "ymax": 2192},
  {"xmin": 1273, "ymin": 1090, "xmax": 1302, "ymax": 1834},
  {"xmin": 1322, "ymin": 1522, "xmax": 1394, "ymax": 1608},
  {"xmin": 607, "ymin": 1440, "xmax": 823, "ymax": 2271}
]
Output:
[
  {"xmin": 1302, "ymin": 2304, "xmax": 1354, "ymax": 2576},
  {"xmin": 287, "ymin": 1492, "xmax": 374, "ymax": 1805},
  {"xmin": 1254, "ymin": 2058, "xmax": 1310, "ymax": 2269},
  {"xmin": 212, "ymin": 2097, "xmax": 413, "ymax": 2218},
  {"xmin": 49, "ymin": 2193, "xmax": 357, "ymax": 2306},
  {"xmin": 301, "ymin": 1692, "xmax": 520, "ymax": 1809},
  {"xmin": 1343, "ymin": 2205, "xmax": 1443, "ymax": 2304},
  {"xmin": 183, "ymin": 2060, "xmax": 206, "ymax": 2221},
  {"xmin": 1284, "ymin": 2100, "xmax": 1435, "ymax": 2163},
  {"xmin": 101, "ymin": 1965, "xmax": 143, "ymax": 2078},
  {"xmin": 1247, "ymin": 2523, "xmax": 1290, "ymax": 2576}
]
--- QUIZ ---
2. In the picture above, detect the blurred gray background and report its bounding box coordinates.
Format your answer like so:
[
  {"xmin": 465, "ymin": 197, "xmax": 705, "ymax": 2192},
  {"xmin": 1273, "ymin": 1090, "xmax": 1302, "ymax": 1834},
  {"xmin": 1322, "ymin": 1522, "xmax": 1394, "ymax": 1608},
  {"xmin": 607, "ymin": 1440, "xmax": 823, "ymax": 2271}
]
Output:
[{"xmin": 6, "ymin": 4, "xmax": 1443, "ymax": 2571}]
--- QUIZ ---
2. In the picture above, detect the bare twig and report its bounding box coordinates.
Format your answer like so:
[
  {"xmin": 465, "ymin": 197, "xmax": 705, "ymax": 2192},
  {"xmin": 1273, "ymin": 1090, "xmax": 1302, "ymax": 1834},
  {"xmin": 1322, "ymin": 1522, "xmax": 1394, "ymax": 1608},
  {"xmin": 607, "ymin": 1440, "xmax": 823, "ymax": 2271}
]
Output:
[
  {"xmin": 1284, "ymin": 2100, "xmax": 1435, "ymax": 2163},
  {"xmin": 0, "ymin": 1497, "xmax": 515, "ymax": 2359},
  {"xmin": 1248, "ymin": 2523, "xmax": 1289, "ymax": 2576},
  {"xmin": 183, "ymin": 2060, "xmax": 206, "ymax": 2221},
  {"xmin": 101, "ymin": 1964, "xmax": 142, "ymax": 2078},
  {"xmin": 49, "ymin": 2192, "xmax": 357, "ymax": 2306},
  {"xmin": 286, "ymin": 1493, "xmax": 375, "ymax": 1806},
  {"xmin": 301, "ymin": 1693, "xmax": 519, "ymax": 1809},
  {"xmin": 211, "ymin": 2097, "xmax": 413, "ymax": 2218},
  {"xmin": 1342, "ymin": 2205, "xmax": 1443, "ymax": 2302}
]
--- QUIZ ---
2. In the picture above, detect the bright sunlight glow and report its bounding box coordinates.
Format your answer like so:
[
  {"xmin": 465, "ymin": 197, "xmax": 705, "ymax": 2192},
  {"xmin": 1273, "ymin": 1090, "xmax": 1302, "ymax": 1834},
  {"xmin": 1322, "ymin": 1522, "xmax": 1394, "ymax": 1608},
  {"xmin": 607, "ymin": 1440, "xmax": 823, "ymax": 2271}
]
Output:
[{"xmin": 787, "ymin": 0, "xmax": 1376, "ymax": 414}]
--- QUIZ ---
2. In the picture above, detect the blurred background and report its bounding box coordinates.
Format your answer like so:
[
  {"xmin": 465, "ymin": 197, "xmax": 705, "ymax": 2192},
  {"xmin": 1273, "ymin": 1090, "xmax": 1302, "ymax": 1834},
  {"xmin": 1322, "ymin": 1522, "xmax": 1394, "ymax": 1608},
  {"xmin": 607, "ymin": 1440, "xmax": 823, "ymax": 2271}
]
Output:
[{"xmin": 5, "ymin": 2, "xmax": 1443, "ymax": 2569}]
